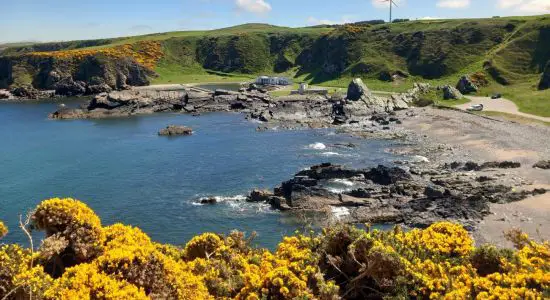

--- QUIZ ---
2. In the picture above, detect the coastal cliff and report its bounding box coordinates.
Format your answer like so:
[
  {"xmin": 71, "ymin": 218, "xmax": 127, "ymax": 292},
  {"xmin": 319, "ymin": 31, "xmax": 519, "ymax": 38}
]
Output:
[{"xmin": 1, "ymin": 17, "xmax": 549, "ymax": 95}]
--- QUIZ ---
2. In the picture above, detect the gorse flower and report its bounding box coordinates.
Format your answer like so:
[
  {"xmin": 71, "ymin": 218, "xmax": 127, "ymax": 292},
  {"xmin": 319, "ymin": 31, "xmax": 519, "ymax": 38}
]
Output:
[
  {"xmin": 1, "ymin": 198, "xmax": 549, "ymax": 299},
  {"xmin": 27, "ymin": 41, "xmax": 163, "ymax": 70},
  {"xmin": 0, "ymin": 221, "xmax": 7, "ymax": 239}
]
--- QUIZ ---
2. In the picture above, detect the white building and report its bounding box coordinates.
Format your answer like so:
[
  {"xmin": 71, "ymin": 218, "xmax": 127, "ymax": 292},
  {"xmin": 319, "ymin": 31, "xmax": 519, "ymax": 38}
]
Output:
[{"xmin": 255, "ymin": 76, "xmax": 292, "ymax": 86}]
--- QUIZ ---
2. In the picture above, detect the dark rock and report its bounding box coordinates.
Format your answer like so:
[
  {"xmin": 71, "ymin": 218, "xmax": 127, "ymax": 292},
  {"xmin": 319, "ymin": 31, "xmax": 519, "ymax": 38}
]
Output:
[
  {"xmin": 158, "ymin": 125, "xmax": 193, "ymax": 136},
  {"xmin": 442, "ymin": 85, "xmax": 463, "ymax": 100},
  {"xmin": 456, "ymin": 75, "xmax": 478, "ymax": 94},
  {"xmin": 425, "ymin": 185, "xmax": 446, "ymax": 199},
  {"xmin": 230, "ymin": 101, "xmax": 246, "ymax": 110},
  {"xmin": 86, "ymin": 83, "xmax": 112, "ymax": 95},
  {"xmin": 11, "ymin": 86, "xmax": 40, "ymax": 99},
  {"xmin": 247, "ymin": 189, "xmax": 274, "ymax": 202},
  {"xmin": 533, "ymin": 160, "xmax": 550, "ymax": 169},
  {"xmin": 447, "ymin": 161, "xmax": 521, "ymax": 171},
  {"xmin": 296, "ymin": 163, "xmax": 364, "ymax": 180},
  {"xmin": 200, "ymin": 197, "xmax": 217, "ymax": 205},
  {"xmin": 365, "ymin": 165, "xmax": 412, "ymax": 185},
  {"xmin": 54, "ymin": 78, "xmax": 87, "ymax": 96}
]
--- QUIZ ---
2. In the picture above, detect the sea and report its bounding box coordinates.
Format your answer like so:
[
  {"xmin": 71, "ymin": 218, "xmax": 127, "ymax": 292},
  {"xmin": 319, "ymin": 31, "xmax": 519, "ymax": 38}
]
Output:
[{"xmin": 0, "ymin": 84, "xmax": 402, "ymax": 249}]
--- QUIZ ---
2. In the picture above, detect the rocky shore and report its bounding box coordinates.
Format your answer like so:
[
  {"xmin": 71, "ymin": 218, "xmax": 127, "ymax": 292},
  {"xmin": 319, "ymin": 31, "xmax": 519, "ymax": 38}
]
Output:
[
  {"xmin": 244, "ymin": 162, "xmax": 546, "ymax": 230},
  {"xmin": 48, "ymin": 79, "xmax": 426, "ymax": 129}
]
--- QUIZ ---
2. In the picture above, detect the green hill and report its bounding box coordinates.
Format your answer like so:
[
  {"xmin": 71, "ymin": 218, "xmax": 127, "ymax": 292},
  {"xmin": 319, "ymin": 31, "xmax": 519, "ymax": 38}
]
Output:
[{"xmin": 1, "ymin": 16, "xmax": 550, "ymax": 116}]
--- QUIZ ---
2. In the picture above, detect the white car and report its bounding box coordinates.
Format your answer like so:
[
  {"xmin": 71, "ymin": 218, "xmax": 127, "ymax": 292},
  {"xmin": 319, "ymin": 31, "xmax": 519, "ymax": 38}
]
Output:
[{"xmin": 467, "ymin": 104, "xmax": 484, "ymax": 111}]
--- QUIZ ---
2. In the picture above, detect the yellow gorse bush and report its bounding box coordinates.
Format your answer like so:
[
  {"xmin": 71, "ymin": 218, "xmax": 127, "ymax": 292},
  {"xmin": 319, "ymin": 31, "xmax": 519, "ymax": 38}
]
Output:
[
  {"xmin": 0, "ymin": 198, "xmax": 549, "ymax": 299},
  {"xmin": 0, "ymin": 221, "xmax": 7, "ymax": 238},
  {"xmin": 27, "ymin": 41, "xmax": 163, "ymax": 70}
]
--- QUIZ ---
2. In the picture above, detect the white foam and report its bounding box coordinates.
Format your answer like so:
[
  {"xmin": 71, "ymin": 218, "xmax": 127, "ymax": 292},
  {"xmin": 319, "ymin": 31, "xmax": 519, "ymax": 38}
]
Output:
[
  {"xmin": 411, "ymin": 155, "xmax": 430, "ymax": 163},
  {"xmin": 331, "ymin": 206, "xmax": 350, "ymax": 219},
  {"xmin": 332, "ymin": 178, "xmax": 354, "ymax": 186},
  {"xmin": 321, "ymin": 151, "xmax": 340, "ymax": 156},
  {"xmin": 308, "ymin": 142, "xmax": 327, "ymax": 150}
]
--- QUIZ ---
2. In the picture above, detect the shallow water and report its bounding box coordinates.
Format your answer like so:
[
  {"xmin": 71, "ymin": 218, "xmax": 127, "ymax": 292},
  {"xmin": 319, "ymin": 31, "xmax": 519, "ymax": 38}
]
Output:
[{"xmin": 0, "ymin": 99, "xmax": 400, "ymax": 248}]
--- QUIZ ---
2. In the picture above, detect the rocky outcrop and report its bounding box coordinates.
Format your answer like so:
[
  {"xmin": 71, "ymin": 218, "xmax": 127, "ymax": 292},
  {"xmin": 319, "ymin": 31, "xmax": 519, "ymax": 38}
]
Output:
[
  {"xmin": 50, "ymin": 88, "xmax": 273, "ymax": 119},
  {"xmin": 456, "ymin": 75, "xmax": 478, "ymax": 94},
  {"xmin": 245, "ymin": 162, "xmax": 545, "ymax": 228},
  {"xmin": 158, "ymin": 125, "xmax": 193, "ymax": 136},
  {"xmin": 533, "ymin": 160, "xmax": 550, "ymax": 169},
  {"xmin": 539, "ymin": 62, "xmax": 550, "ymax": 90},
  {"xmin": 9, "ymin": 86, "xmax": 54, "ymax": 100},
  {"xmin": 442, "ymin": 85, "xmax": 463, "ymax": 100}
]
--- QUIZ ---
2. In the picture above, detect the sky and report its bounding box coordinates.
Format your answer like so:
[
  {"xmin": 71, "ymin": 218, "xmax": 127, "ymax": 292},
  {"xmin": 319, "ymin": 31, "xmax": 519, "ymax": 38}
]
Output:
[{"xmin": 1, "ymin": 0, "xmax": 550, "ymax": 43}]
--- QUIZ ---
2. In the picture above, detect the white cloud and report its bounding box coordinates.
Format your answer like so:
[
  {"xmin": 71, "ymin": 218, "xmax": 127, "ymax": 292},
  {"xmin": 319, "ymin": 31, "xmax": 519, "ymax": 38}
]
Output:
[
  {"xmin": 437, "ymin": 0, "xmax": 471, "ymax": 8},
  {"xmin": 235, "ymin": 0, "xmax": 272, "ymax": 14},
  {"xmin": 306, "ymin": 16, "xmax": 355, "ymax": 26},
  {"xmin": 497, "ymin": 0, "xmax": 550, "ymax": 13},
  {"xmin": 497, "ymin": 0, "xmax": 524, "ymax": 8}
]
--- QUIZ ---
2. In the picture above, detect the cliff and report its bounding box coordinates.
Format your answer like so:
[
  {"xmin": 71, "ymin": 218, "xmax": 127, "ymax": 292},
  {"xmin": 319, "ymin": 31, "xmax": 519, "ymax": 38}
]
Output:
[{"xmin": 1, "ymin": 16, "xmax": 549, "ymax": 94}]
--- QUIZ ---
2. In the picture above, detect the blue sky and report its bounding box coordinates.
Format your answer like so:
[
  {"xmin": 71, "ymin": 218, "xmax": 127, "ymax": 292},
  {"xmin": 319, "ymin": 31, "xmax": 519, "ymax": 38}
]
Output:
[{"xmin": 1, "ymin": 0, "xmax": 549, "ymax": 43}]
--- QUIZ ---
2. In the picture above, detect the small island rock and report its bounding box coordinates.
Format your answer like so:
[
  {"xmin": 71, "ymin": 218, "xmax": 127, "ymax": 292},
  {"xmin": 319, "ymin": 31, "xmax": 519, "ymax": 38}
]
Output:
[{"xmin": 158, "ymin": 125, "xmax": 193, "ymax": 136}]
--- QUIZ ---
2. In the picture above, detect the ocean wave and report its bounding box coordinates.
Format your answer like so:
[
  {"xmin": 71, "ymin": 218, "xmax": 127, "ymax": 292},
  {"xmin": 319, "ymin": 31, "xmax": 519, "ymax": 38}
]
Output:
[
  {"xmin": 307, "ymin": 142, "xmax": 327, "ymax": 150},
  {"xmin": 321, "ymin": 151, "xmax": 340, "ymax": 156},
  {"xmin": 194, "ymin": 195, "xmax": 274, "ymax": 214}
]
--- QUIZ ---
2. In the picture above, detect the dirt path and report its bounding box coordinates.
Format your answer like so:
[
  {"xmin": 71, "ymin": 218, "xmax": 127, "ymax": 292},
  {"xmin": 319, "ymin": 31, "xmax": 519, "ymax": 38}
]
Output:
[{"xmin": 457, "ymin": 96, "xmax": 550, "ymax": 123}]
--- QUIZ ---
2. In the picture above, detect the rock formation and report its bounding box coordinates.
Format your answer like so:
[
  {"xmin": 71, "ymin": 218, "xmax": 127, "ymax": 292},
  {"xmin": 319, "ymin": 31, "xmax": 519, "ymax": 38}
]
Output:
[
  {"xmin": 456, "ymin": 75, "xmax": 478, "ymax": 94},
  {"xmin": 158, "ymin": 125, "xmax": 193, "ymax": 136},
  {"xmin": 442, "ymin": 85, "xmax": 463, "ymax": 100},
  {"xmin": 244, "ymin": 162, "xmax": 545, "ymax": 229}
]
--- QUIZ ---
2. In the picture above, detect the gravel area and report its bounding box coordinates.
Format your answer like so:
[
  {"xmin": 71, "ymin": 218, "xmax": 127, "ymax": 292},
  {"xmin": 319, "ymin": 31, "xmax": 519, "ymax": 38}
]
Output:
[{"xmin": 395, "ymin": 107, "xmax": 550, "ymax": 246}]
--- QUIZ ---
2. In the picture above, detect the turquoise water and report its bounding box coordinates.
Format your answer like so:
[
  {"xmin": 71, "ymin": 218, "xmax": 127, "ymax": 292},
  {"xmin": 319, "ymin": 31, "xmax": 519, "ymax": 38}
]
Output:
[{"xmin": 0, "ymin": 99, "xmax": 399, "ymax": 249}]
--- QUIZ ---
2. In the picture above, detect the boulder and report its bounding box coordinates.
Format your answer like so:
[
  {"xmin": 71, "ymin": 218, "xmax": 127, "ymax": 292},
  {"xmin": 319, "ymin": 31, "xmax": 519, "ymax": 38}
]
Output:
[
  {"xmin": 11, "ymin": 86, "xmax": 40, "ymax": 99},
  {"xmin": 442, "ymin": 85, "xmax": 463, "ymax": 100},
  {"xmin": 346, "ymin": 78, "xmax": 371, "ymax": 101},
  {"xmin": 456, "ymin": 75, "xmax": 478, "ymax": 94},
  {"xmin": 533, "ymin": 160, "xmax": 550, "ymax": 169},
  {"xmin": 158, "ymin": 125, "xmax": 193, "ymax": 136},
  {"xmin": 539, "ymin": 62, "xmax": 550, "ymax": 90},
  {"xmin": 247, "ymin": 189, "xmax": 274, "ymax": 202},
  {"xmin": 365, "ymin": 165, "xmax": 412, "ymax": 185}
]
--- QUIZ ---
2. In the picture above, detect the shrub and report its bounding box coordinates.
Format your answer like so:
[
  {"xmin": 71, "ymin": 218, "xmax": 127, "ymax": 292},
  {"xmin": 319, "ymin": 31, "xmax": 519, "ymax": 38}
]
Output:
[
  {"xmin": 1, "ymin": 198, "xmax": 549, "ymax": 299},
  {"xmin": 0, "ymin": 221, "xmax": 7, "ymax": 238}
]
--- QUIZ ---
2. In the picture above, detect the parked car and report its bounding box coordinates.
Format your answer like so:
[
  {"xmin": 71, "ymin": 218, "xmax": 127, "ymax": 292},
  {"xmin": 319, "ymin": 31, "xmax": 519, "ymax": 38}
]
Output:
[
  {"xmin": 467, "ymin": 104, "xmax": 484, "ymax": 111},
  {"xmin": 491, "ymin": 93, "xmax": 502, "ymax": 99}
]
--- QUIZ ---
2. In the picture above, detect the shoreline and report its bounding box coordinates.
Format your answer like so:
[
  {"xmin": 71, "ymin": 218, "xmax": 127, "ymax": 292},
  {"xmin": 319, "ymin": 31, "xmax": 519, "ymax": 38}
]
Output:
[{"xmin": 4, "ymin": 84, "xmax": 550, "ymax": 247}]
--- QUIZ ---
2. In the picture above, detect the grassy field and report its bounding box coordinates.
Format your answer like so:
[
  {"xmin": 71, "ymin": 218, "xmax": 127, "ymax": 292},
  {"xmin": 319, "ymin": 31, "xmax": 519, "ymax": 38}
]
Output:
[{"xmin": 2, "ymin": 16, "xmax": 550, "ymax": 116}]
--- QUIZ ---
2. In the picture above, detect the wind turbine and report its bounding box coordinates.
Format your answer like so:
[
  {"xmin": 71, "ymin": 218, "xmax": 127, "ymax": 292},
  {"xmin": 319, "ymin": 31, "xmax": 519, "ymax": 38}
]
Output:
[{"xmin": 380, "ymin": 0, "xmax": 398, "ymax": 23}]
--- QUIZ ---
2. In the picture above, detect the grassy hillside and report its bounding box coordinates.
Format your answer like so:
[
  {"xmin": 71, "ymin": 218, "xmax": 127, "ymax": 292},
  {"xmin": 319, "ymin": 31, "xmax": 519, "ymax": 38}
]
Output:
[{"xmin": 1, "ymin": 17, "xmax": 550, "ymax": 116}]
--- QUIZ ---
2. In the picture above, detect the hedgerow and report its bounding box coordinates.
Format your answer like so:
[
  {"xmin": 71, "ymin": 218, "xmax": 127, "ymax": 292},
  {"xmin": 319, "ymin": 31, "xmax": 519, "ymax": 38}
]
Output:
[{"xmin": 0, "ymin": 197, "xmax": 548, "ymax": 299}]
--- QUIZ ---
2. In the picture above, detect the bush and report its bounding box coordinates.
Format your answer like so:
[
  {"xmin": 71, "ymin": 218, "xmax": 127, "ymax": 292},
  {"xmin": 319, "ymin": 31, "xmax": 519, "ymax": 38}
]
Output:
[{"xmin": 1, "ymin": 198, "xmax": 549, "ymax": 299}]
